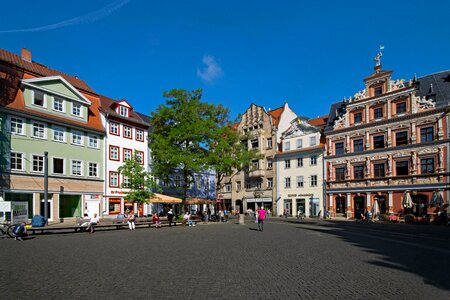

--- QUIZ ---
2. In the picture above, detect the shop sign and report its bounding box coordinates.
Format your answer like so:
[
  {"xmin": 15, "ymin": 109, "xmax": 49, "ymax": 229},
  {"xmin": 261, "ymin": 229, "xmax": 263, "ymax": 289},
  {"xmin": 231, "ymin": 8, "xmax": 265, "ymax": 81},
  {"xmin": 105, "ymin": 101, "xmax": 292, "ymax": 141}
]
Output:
[
  {"xmin": 288, "ymin": 194, "xmax": 297, "ymax": 197},
  {"xmin": 246, "ymin": 198, "xmax": 272, "ymax": 203},
  {"xmin": 12, "ymin": 202, "xmax": 28, "ymax": 224}
]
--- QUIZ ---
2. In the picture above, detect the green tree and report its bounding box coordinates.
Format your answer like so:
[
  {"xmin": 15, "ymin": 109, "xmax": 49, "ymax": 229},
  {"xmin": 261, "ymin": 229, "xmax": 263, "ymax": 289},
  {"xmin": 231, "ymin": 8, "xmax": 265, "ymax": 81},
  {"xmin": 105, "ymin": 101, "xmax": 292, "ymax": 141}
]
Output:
[
  {"xmin": 149, "ymin": 88, "xmax": 229, "ymax": 208},
  {"xmin": 118, "ymin": 153, "xmax": 158, "ymax": 214}
]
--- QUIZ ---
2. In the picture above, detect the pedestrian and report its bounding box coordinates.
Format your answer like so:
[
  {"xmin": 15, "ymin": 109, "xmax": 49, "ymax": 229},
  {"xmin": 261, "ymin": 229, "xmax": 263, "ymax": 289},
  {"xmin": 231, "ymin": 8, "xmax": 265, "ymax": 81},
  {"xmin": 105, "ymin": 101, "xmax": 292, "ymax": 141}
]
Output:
[
  {"xmin": 257, "ymin": 206, "xmax": 266, "ymax": 231},
  {"xmin": 87, "ymin": 213, "xmax": 100, "ymax": 233},
  {"xmin": 152, "ymin": 213, "xmax": 162, "ymax": 228},
  {"xmin": 167, "ymin": 208, "xmax": 174, "ymax": 226},
  {"xmin": 203, "ymin": 210, "xmax": 208, "ymax": 223},
  {"xmin": 219, "ymin": 210, "xmax": 224, "ymax": 222},
  {"xmin": 127, "ymin": 210, "xmax": 136, "ymax": 230},
  {"xmin": 183, "ymin": 211, "xmax": 190, "ymax": 226},
  {"xmin": 12, "ymin": 222, "xmax": 27, "ymax": 241}
]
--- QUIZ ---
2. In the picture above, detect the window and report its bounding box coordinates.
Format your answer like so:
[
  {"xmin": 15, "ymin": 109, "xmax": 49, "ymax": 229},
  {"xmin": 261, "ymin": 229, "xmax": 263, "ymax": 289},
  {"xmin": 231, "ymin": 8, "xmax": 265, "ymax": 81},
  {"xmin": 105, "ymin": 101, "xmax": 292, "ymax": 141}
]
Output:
[
  {"xmin": 251, "ymin": 139, "xmax": 259, "ymax": 149},
  {"xmin": 267, "ymin": 159, "xmax": 273, "ymax": 169},
  {"xmin": 354, "ymin": 112, "xmax": 362, "ymax": 124},
  {"xmin": 396, "ymin": 161, "xmax": 409, "ymax": 176},
  {"xmin": 335, "ymin": 167, "xmax": 346, "ymax": 181},
  {"xmin": 71, "ymin": 160, "xmax": 82, "ymax": 176},
  {"xmin": 53, "ymin": 127, "xmax": 65, "ymax": 142},
  {"xmin": 285, "ymin": 159, "xmax": 291, "ymax": 169},
  {"xmin": 267, "ymin": 138, "xmax": 273, "ymax": 149},
  {"xmin": 123, "ymin": 126, "xmax": 132, "ymax": 139},
  {"xmin": 88, "ymin": 135, "xmax": 98, "ymax": 148},
  {"xmin": 353, "ymin": 139, "xmax": 363, "ymax": 152},
  {"xmin": 283, "ymin": 141, "xmax": 291, "ymax": 151},
  {"xmin": 135, "ymin": 151, "xmax": 144, "ymax": 164},
  {"xmin": 421, "ymin": 158, "xmax": 435, "ymax": 174},
  {"xmin": 251, "ymin": 159, "xmax": 259, "ymax": 170},
  {"xmin": 284, "ymin": 177, "xmax": 291, "ymax": 189},
  {"xmin": 32, "ymin": 122, "xmax": 45, "ymax": 139},
  {"xmin": 297, "ymin": 158, "xmax": 303, "ymax": 167},
  {"xmin": 173, "ymin": 175, "xmax": 181, "ymax": 187},
  {"xmin": 309, "ymin": 136, "xmax": 317, "ymax": 147},
  {"xmin": 33, "ymin": 90, "xmax": 45, "ymax": 107},
  {"xmin": 119, "ymin": 106, "xmax": 129, "ymax": 117},
  {"xmin": 53, "ymin": 158, "xmax": 64, "ymax": 174},
  {"xmin": 72, "ymin": 103, "xmax": 82, "ymax": 117},
  {"xmin": 395, "ymin": 131, "xmax": 408, "ymax": 146},
  {"xmin": 71, "ymin": 131, "xmax": 83, "ymax": 145},
  {"xmin": 88, "ymin": 162, "xmax": 98, "ymax": 177},
  {"xmin": 374, "ymin": 107, "xmax": 383, "ymax": 119},
  {"xmin": 236, "ymin": 181, "xmax": 241, "ymax": 191},
  {"xmin": 420, "ymin": 127, "xmax": 434, "ymax": 143},
  {"xmin": 335, "ymin": 142, "xmax": 344, "ymax": 155},
  {"xmin": 310, "ymin": 155, "xmax": 317, "ymax": 165},
  {"xmin": 267, "ymin": 178, "xmax": 273, "ymax": 188},
  {"xmin": 246, "ymin": 182, "xmax": 251, "ymax": 189},
  {"xmin": 110, "ymin": 146, "xmax": 119, "ymax": 161},
  {"xmin": 10, "ymin": 117, "xmax": 24, "ymax": 135},
  {"xmin": 296, "ymin": 139, "xmax": 303, "ymax": 149},
  {"xmin": 256, "ymin": 179, "xmax": 262, "ymax": 189},
  {"xmin": 374, "ymin": 86, "xmax": 383, "ymax": 96},
  {"xmin": 110, "ymin": 172, "xmax": 119, "ymax": 187},
  {"xmin": 310, "ymin": 175, "xmax": 317, "ymax": 187},
  {"xmin": 110, "ymin": 122, "xmax": 119, "ymax": 135},
  {"xmin": 374, "ymin": 163, "xmax": 385, "ymax": 178},
  {"xmin": 296, "ymin": 176, "xmax": 304, "ymax": 188},
  {"xmin": 396, "ymin": 102, "xmax": 406, "ymax": 114},
  {"xmin": 123, "ymin": 175, "xmax": 130, "ymax": 188},
  {"xmin": 123, "ymin": 149, "xmax": 132, "ymax": 161},
  {"xmin": 353, "ymin": 165, "xmax": 364, "ymax": 179},
  {"xmin": 10, "ymin": 152, "xmax": 23, "ymax": 170},
  {"xmin": 32, "ymin": 155, "xmax": 44, "ymax": 172},
  {"xmin": 136, "ymin": 129, "xmax": 144, "ymax": 141},
  {"xmin": 53, "ymin": 98, "xmax": 64, "ymax": 112},
  {"xmin": 373, "ymin": 135, "xmax": 385, "ymax": 149}
]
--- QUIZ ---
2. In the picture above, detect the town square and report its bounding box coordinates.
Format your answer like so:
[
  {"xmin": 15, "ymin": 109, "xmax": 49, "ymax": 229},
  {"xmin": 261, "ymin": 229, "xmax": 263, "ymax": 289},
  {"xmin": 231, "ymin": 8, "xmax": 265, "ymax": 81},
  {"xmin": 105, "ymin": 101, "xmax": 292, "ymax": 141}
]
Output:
[{"xmin": 1, "ymin": 0, "xmax": 450, "ymax": 299}]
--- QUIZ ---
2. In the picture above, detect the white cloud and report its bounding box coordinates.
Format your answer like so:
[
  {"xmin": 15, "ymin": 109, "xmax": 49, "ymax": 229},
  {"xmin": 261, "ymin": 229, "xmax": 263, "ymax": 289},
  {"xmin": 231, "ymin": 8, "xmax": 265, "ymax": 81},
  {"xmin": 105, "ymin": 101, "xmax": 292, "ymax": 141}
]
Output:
[
  {"xmin": 197, "ymin": 55, "xmax": 223, "ymax": 83},
  {"xmin": 0, "ymin": 0, "xmax": 131, "ymax": 33}
]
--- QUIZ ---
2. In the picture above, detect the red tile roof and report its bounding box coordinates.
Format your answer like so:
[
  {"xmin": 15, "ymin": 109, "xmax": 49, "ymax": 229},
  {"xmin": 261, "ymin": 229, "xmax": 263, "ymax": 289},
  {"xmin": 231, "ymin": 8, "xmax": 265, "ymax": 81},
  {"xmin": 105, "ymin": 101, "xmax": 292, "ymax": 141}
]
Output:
[
  {"xmin": 268, "ymin": 105, "xmax": 284, "ymax": 126},
  {"xmin": 99, "ymin": 95, "xmax": 149, "ymax": 127},
  {"xmin": 0, "ymin": 48, "xmax": 95, "ymax": 94},
  {"xmin": 308, "ymin": 115, "xmax": 328, "ymax": 129}
]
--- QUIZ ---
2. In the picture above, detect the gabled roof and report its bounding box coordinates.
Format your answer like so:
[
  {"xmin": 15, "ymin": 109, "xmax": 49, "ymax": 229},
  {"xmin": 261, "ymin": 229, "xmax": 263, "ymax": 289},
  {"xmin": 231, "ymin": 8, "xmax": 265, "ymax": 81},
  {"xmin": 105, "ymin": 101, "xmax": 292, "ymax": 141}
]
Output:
[
  {"xmin": 136, "ymin": 112, "xmax": 151, "ymax": 126},
  {"xmin": 364, "ymin": 69, "xmax": 392, "ymax": 81},
  {"xmin": 99, "ymin": 95, "xmax": 148, "ymax": 127},
  {"xmin": 0, "ymin": 48, "xmax": 95, "ymax": 94},
  {"xmin": 308, "ymin": 115, "xmax": 328, "ymax": 129},
  {"xmin": 268, "ymin": 105, "xmax": 284, "ymax": 126},
  {"xmin": 416, "ymin": 70, "xmax": 450, "ymax": 107}
]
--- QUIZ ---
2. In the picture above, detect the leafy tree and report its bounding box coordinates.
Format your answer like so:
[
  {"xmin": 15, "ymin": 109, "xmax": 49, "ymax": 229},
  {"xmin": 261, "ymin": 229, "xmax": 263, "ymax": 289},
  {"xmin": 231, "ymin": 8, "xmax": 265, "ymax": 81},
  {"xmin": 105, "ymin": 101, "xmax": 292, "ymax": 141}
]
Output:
[
  {"xmin": 149, "ymin": 89, "xmax": 229, "ymax": 208},
  {"xmin": 118, "ymin": 153, "xmax": 158, "ymax": 214}
]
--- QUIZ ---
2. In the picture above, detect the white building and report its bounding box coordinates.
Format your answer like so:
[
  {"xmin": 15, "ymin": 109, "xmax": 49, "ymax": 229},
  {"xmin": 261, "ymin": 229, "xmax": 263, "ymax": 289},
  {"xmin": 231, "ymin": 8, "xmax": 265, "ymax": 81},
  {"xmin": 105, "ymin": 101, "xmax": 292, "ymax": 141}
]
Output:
[
  {"xmin": 99, "ymin": 96, "xmax": 149, "ymax": 216},
  {"xmin": 275, "ymin": 117, "xmax": 325, "ymax": 217}
]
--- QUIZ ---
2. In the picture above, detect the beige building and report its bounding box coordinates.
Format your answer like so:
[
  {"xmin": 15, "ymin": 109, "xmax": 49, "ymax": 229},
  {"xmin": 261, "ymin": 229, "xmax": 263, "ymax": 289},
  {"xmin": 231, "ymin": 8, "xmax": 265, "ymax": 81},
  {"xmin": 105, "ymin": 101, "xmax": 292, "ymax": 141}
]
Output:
[
  {"xmin": 275, "ymin": 117, "xmax": 326, "ymax": 217},
  {"xmin": 217, "ymin": 103, "xmax": 297, "ymax": 215}
]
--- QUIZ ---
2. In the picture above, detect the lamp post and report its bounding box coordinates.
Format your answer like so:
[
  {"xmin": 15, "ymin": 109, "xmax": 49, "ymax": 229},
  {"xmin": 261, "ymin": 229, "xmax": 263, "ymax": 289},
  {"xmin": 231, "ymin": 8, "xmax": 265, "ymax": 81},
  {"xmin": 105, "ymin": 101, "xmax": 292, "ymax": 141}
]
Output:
[{"xmin": 44, "ymin": 151, "xmax": 48, "ymax": 224}]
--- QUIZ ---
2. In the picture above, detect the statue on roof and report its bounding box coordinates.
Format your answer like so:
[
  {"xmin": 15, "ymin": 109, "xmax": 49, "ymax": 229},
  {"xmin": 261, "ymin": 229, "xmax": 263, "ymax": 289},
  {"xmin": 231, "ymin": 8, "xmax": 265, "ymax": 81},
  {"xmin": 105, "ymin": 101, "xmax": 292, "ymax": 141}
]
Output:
[{"xmin": 374, "ymin": 45, "xmax": 384, "ymax": 67}]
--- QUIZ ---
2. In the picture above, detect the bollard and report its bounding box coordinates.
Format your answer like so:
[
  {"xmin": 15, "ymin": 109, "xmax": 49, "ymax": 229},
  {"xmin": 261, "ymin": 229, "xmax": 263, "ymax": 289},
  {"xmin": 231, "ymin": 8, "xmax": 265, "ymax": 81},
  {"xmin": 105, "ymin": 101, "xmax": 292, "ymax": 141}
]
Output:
[{"xmin": 239, "ymin": 214, "xmax": 245, "ymax": 225}]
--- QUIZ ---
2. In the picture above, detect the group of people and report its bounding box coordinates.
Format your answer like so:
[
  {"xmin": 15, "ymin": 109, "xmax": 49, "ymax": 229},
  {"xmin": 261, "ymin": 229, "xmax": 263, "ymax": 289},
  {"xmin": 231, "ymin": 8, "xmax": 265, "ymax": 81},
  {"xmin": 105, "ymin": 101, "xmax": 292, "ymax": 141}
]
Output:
[
  {"xmin": 355, "ymin": 209, "xmax": 373, "ymax": 222},
  {"xmin": 79, "ymin": 213, "xmax": 101, "ymax": 232}
]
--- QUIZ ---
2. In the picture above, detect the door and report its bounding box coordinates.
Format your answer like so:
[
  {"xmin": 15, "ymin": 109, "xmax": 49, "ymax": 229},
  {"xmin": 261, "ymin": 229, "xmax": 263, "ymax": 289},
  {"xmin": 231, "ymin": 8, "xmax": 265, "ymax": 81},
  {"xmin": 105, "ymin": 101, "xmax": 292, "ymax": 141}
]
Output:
[
  {"xmin": 284, "ymin": 199, "xmax": 292, "ymax": 216},
  {"xmin": 335, "ymin": 197, "xmax": 346, "ymax": 215},
  {"xmin": 85, "ymin": 201, "xmax": 100, "ymax": 218},
  {"xmin": 297, "ymin": 199, "xmax": 305, "ymax": 216},
  {"xmin": 40, "ymin": 200, "xmax": 53, "ymax": 221}
]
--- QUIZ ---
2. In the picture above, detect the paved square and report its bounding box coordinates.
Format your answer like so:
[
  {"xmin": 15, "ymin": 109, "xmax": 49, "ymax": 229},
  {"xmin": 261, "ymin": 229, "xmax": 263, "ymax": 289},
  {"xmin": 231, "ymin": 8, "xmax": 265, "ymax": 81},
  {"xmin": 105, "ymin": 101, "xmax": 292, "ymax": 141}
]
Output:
[{"xmin": 1, "ymin": 218, "xmax": 449, "ymax": 299}]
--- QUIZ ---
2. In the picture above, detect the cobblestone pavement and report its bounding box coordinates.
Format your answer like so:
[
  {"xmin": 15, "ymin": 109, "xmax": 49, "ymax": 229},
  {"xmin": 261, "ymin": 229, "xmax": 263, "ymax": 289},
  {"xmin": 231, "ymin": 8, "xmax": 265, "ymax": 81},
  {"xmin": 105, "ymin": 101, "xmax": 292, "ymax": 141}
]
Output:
[{"xmin": 1, "ymin": 218, "xmax": 449, "ymax": 299}]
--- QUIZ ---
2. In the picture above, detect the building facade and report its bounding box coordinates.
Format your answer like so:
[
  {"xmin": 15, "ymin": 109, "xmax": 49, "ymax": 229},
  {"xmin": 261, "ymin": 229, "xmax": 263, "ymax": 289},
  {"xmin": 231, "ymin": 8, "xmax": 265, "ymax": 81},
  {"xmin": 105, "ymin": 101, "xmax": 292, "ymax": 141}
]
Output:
[
  {"xmin": 324, "ymin": 55, "xmax": 450, "ymax": 219},
  {"xmin": 217, "ymin": 103, "xmax": 297, "ymax": 215},
  {"xmin": 275, "ymin": 117, "xmax": 325, "ymax": 217},
  {"xmin": 0, "ymin": 48, "xmax": 105, "ymax": 221}
]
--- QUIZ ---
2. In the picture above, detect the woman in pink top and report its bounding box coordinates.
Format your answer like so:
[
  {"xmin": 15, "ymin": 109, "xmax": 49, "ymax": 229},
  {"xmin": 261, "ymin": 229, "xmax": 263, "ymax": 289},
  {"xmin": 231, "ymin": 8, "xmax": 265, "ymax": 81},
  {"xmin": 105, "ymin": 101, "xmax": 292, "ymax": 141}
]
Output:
[{"xmin": 257, "ymin": 207, "xmax": 266, "ymax": 231}]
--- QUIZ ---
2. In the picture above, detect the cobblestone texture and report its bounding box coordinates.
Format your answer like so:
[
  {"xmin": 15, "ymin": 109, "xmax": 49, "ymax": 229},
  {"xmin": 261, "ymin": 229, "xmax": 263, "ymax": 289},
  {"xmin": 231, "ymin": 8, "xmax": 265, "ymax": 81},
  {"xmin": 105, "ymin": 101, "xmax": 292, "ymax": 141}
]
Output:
[{"xmin": 1, "ymin": 218, "xmax": 449, "ymax": 299}]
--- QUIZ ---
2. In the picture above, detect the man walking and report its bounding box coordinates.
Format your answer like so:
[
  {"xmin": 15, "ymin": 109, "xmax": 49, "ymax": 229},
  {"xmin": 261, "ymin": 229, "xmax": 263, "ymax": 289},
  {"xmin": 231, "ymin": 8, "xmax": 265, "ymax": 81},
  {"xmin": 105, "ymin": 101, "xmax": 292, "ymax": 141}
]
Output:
[{"xmin": 257, "ymin": 206, "xmax": 266, "ymax": 231}]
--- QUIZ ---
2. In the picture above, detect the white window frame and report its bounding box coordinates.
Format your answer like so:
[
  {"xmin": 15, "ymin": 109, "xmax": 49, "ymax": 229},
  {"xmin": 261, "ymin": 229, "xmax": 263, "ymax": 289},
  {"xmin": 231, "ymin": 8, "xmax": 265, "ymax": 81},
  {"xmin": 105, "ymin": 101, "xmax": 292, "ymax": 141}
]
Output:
[
  {"xmin": 31, "ymin": 90, "xmax": 47, "ymax": 108},
  {"xmin": 123, "ymin": 126, "xmax": 132, "ymax": 139},
  {"xmin": 88, "ymin": 162, "xmax": 98, "ymax": 177},
  {"xmin": 10, "ymin": 152, "xmax": 24, "ymax": 171},
  {"xmin": 110, "ymin": 172, "xmax": 119, "ymax": 187},
  {"xmin": 52, "ymin": 157, "xmax": 65, "ymax": 175},
  {"xmin": 297, "ymin": 157, "xmax": 303, "ymax": 168},
  {"xmin": 53, "ymin": 97, "xmax": 65, "ymax": 112},
  {"xmin": 52, "ymin": 126, "xmax": 66, "ymax": 143},
  {"xmin": 10, "ymin": 117, "xmax": 25, "ymax": 135},
  {"xmin": 310, "ymin": 175, "xmax": 318, "ymax": 187},
  {"xmin": 71, "ymin": 160, "xmax": 83, "ymax": 176},
  {"xmin": 110, "ymin": 146, "xmax": 119, "ymax": 161},
  {"xmin": 267, "ymin": 178, "xmax": 273, "ymax": 188},
  {"xmin": 136, "ymin": 129, "xmax": 144, "ymax": 141},
  {"xmin": 71, "ymin": 131, "xmax": 83, "ymax": 146},
  {"xmin": 296, "ymin": 139, "xmax": 303, "ymax": 149},
  {"xmin": 285, "ymin": 159, "xmax": 291, "ymax": 169},
  {"xmin": 32, "ymin": 121, "xmax": 46, "ymax": 139},
  {"xmin": 71, "ymin": 103, "xmax": 83, "ymax": 117},
  {"xmin": 283, "ymin": 141, "xmax": 291, "ymax": 151},
  {"xmin": 32, "ymin": 154, "xmax": 44, "ymax": 173},
  {"xmin": 310, "ymin": 136, "xmax": 317, "ymax": 147},
  {"xmin": 284, "ymin": 177, "xmax": 291, "ymax": 189},
  {"xmin": 296, "ymin": 176, "xmax": 304, "ymax": 188},
  {"xmin": 267, "ymin": 138, "xmax": 273, "ymax": 149},
  {"xmin": 123, "ymin": 149, "xmax": 132, "ymax": 161},
  {"xmin": 88, "ymin": 135, "xmax": 98, "ymax": 148},
  {"xmin": 110, "ymin": 122, "xmax": 119, "ymax": 135},
  {"xmin": 119, "ymin": 106, "xmax": 129, "ymax": 117},
  {"xmin": 310, "ymin": 155, "xmax": 317, "ymax": 166},
  {"xmin": 135, "ymin": 151, "xmax": 144, "ymax": 164}
]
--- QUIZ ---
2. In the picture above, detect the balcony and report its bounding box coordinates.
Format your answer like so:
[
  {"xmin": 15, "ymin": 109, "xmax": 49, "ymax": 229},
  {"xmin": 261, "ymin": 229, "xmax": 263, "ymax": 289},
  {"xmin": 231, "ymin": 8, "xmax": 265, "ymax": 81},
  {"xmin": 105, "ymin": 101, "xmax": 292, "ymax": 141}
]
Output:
[{"xmin": 248, "ymin": 169, "xmax": 265, "ymax": 178}]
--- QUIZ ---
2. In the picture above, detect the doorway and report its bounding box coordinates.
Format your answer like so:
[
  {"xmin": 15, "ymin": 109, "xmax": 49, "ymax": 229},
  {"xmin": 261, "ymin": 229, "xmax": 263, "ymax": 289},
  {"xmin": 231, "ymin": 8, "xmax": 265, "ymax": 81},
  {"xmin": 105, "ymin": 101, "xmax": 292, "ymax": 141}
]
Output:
[{"xmin": 335, "ymin": 197, "xmax": 346, "ymax": 215}]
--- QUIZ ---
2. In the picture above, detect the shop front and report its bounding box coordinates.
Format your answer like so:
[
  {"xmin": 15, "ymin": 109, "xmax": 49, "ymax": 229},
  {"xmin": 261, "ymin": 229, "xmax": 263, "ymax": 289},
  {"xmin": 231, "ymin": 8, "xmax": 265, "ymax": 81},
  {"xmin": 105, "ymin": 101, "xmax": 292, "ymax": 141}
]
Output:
[{"xmin": 246, "ymin": 197, "xmax": 272, "ymax": 213}]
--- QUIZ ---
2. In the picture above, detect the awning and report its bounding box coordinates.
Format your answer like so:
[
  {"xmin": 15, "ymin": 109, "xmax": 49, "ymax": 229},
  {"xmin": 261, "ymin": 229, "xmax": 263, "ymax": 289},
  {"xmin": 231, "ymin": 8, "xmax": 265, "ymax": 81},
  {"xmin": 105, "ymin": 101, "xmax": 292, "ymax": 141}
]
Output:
[
  {"xmin": 402, "ymin": 191, "xmax": 413, "ymax": 208},
  {"xmin": 149, "ymin": 193, "xmax": 182, "ymax": 204},
  {"xmin": 186, "ymin": 198, "xmax": 213, "ymax": 205},
  {"xmin": 430, "ymin": 191, "xmax": 444, "ymax": 207}
]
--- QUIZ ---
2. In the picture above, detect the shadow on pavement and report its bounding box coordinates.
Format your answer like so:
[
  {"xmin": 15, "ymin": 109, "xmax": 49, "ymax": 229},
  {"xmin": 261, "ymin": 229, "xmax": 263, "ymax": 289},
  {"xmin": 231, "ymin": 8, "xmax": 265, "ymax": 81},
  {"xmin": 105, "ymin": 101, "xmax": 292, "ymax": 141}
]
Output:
[{"xmin": 297, "ymin": 220, "xmax": 450, "ymax": 291}]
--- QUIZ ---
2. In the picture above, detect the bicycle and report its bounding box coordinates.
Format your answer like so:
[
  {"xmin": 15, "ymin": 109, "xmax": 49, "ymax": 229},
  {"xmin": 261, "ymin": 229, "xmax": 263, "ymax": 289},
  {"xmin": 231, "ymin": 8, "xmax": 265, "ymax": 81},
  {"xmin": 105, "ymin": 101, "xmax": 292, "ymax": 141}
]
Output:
[{"xmin": 0, "ymin": 222, "xmax": 14, "ymax": 239}]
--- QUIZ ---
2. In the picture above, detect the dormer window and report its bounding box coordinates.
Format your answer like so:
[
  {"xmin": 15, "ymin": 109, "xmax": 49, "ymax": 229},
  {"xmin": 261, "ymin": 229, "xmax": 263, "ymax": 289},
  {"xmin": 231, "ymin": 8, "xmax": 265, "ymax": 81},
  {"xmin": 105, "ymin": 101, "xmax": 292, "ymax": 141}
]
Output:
[
  {"xmin": 33, "ymin": 90, "xmax": 46, "ymax": 107},
  {"xmin": 72, "ymin": 103, "xmax": 82, "ymax": 117},
  {"xmin": 374, "ymin": 86, "xmax": 383, "ymax": 96},
  {"xmin": 119, "ymin": 106, "xmax": 129, "ymax": 117}
]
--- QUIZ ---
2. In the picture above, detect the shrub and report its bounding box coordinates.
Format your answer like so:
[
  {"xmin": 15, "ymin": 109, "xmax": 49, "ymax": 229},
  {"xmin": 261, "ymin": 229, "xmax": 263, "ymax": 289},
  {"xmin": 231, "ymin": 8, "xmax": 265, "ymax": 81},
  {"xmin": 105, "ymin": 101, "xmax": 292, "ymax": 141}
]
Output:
[{"xmin": 404, "ymin": 214, "xmax": 416, "ymax": 224}]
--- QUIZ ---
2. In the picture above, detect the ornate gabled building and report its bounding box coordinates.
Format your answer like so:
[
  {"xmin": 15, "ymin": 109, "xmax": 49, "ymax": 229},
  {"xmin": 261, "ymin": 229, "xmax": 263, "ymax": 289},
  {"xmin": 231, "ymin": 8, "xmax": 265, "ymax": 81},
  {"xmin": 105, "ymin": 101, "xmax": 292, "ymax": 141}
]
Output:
[
  {"xmin": 324, "ymin": 51, "xmax": 450, "ymax": 219},
  {"xmin": 217, "ymin": 102, "xmax": 297, "ymax": 215},
  {"xmin": 275, "ymin": 117, "xmax": 326, "ymax": 217}
]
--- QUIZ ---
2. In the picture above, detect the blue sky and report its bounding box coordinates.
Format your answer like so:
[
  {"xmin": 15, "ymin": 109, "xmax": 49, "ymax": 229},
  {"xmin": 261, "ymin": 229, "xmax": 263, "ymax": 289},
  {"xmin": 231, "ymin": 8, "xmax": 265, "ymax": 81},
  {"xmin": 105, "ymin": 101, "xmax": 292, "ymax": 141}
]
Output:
[{"xmin": 1, "ymin": 0, "xmax": 450, "ymax": 120}]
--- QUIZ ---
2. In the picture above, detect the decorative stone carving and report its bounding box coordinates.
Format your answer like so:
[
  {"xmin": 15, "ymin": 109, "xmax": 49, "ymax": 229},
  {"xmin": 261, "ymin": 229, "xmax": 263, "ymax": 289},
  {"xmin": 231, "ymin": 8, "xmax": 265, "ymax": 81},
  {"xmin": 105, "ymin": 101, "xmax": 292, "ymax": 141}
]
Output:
[
  {"xmin": 333, "ymin": 114, "xmax": 346, "ymax": 129},
  {"xmin": 353, "ymin": 89, "xmax": 367, "ymax": 101},
  {"xmin": 390, "ymin": 79, "xmax": 405, "ymax": 90},
  {"xmin": 414, "ymin": 95, "xmax": 435, "ymax": 110}
]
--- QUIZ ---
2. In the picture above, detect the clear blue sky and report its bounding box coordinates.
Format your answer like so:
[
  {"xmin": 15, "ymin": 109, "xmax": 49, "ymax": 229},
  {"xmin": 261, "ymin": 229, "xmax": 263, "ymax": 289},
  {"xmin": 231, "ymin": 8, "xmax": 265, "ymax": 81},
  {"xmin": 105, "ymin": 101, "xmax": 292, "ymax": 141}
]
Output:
[{"xmin": 1, "ymin": 0, "xmax": 450, "ymax": 120}]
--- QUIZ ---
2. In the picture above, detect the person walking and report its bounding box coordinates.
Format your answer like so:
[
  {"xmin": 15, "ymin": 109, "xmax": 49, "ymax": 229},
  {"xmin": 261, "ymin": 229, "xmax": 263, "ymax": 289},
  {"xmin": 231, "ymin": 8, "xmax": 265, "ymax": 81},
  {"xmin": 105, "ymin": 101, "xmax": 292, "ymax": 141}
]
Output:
[
  {"xmin": 257, "ymin": 206, "xmax": 266, "ymax": 231},
  {"xmin": 167, "ymin": 208, "xmax": 174, "ymax": 227}
]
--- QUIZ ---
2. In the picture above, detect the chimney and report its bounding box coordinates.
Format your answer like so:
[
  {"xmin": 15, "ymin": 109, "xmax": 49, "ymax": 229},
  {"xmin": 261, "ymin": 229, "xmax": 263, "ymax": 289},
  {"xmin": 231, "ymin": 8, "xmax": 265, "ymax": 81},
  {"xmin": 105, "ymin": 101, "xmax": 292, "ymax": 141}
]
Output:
[{"xmin": 21, "ymin": 48, "xmax": 32, "ymax": 62}]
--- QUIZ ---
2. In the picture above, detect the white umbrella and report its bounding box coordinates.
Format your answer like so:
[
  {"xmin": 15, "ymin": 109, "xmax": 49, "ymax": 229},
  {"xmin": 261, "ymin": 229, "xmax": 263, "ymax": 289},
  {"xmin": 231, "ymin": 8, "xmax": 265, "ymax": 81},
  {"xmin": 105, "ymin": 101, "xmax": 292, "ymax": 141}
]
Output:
[
  {"xmin": 402, "ymin": 192, "xmax": 413, "ymax": 208},
  {"xmin": 430, "ymin": 191, "xmax": 444, "ymax": 207},
  {"xmin": 372, "ymin": 200, "xmax": 380, "ymax": 215}
]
